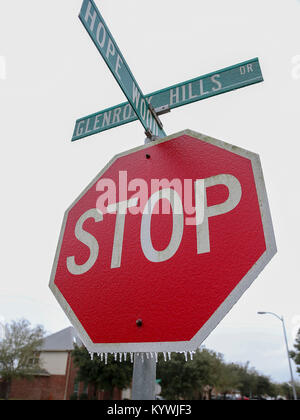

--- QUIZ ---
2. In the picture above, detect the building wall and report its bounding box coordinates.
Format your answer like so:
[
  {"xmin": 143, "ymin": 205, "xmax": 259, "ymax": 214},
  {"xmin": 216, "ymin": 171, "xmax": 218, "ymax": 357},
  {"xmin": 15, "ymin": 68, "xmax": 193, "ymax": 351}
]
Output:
[
  {"xmin": 8, "ymin": 352, "xmax": 124, "ymax": 400},
  {"xmin": 9, "ymin": 352, "xmax": 75, "ymax": 400},
  {"xmin": 64, "ymin": 352, "xmax": 79, "ymax": 399},
  {"xmin": 9, "ymin": 375, "xmax": 67, "ymax": 400},
  {"xmin": 40, "ymin": 351, "xmax": 68, "ymax": 375}
]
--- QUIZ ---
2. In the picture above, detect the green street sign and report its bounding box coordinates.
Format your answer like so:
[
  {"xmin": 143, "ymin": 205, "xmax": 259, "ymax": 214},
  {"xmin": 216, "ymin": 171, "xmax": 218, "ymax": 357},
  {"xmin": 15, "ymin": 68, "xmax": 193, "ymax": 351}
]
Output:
[
  {"xmin": 79, "ymin": 0, "xmax": 165, "ymax": 138},
  {"xmin": 72, "ymin": 57, "xmax": 263, "ymax": 142}
]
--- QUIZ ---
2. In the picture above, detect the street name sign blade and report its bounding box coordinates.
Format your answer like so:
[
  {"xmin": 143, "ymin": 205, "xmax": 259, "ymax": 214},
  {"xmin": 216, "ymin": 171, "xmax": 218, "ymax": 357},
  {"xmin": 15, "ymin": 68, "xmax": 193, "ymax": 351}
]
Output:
[
  {"xmin": 79, "ymin": 0, "xmax": 165, "ymax": 138},
  {"xmin": 50, "ymin": 129, "xmax": 277, "ymax": 354},
  {"xmin": 72, "ymin": 58, "xmax": 263, "ymax": 142}
]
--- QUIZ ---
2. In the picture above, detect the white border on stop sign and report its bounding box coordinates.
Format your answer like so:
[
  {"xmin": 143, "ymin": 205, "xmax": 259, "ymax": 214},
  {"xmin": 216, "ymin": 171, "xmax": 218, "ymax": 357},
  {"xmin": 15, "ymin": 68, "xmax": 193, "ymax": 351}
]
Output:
[{"xmin": 49, "ymin": 129, "xmax": 277, "ymax": 354}]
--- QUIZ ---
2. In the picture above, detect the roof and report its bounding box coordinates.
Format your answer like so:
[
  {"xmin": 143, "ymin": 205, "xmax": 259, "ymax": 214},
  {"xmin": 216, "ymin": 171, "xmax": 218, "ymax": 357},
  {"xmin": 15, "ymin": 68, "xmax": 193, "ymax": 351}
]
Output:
[{"xmin": 40, "ymin": 326, "xmax": 82, "ymax": 352}]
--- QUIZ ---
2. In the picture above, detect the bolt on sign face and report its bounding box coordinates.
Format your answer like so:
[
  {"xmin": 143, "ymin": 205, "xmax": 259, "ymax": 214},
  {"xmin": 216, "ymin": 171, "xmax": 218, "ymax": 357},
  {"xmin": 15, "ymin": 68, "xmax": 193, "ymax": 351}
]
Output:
[{"xmin": 49, "ymin": 130, "xmax": 277, "ymax": 353}]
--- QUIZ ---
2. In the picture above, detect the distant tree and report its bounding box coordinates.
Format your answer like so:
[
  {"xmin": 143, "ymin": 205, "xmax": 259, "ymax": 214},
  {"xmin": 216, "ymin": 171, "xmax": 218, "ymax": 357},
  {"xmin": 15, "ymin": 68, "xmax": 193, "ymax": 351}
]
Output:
[
  {"xmin": 225, "ymin": 362, "xmax": 276, "ymax": 399},
  {"xmin": 157, "ymin": 352, "xmax": 199, "ymax": 400},
  {"xmin": 240, "ymin": 364, "xmax": 256, "ymax": 398},
  {"xmin": 274, "ymin": 381, "xmax": 300, "ymax": 400},
  {"xmin": 192, "ymin": 348, "xmax": 225, "ymax": 399},
  {"xmin": 295, "ymin": 382, "xmax": 300, "ymax": 399},
  {"xmin": 72, "ymin": 346, "xmax": 133, "ymax": 399},
  {"xmin": 290, "ymin": 328, "xmax": 300, "ymax": 375},
  {"xmin": 215, "ymin": 362, "xmax": 241, "ymax": 399},
  {"xmin": 254, "ymin": 374, "xmax": 274, "ymax": 399},
  {"xmin": 0, "ymin": 319, "xmax": 45, "ymax": 399},
  {"xmin": 276, "ymin": 382, "xmax": 292, "ymax": 400},
  {"xmin": 157, "ymin": 349, "xmax": 228, "ymax": 400}
]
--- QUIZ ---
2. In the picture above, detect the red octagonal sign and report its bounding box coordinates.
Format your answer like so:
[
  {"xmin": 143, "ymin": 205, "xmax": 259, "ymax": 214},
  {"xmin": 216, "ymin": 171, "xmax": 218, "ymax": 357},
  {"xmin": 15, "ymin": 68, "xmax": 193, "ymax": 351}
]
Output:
[{"xmin": 50, "ymin": 130, "xmax": 276, "ymax": 353}]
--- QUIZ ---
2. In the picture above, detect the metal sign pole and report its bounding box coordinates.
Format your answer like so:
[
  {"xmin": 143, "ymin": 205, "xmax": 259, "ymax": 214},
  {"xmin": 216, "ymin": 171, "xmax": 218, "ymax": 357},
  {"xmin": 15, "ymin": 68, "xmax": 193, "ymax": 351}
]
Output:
[
  {"xmin": 281, "ymin": 317, "xmax": 297, "ymax": 400},
  {"xmin": 132, "ymin": 353, "xmax": 156, "ymax": 400},
  {"xmin": 131, "ymin": 135, "xmax": 160, "ymax": 401}
]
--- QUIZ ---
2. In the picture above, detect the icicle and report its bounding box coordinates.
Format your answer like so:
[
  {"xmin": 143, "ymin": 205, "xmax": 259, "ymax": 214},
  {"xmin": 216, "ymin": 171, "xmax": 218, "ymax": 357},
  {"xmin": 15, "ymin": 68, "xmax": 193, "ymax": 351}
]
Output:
[
  {"xmin": 168, "ymin": 352, "xmax": 171, "ymax": 361},
  {"xmin": 146, "ymin": 353, "xmax": 150, "ymax": 359},
  {"xmin": 189, "ymin": 351, "xmax": 194, "ymax": 361},
  {"xmin": 130, "ymin": 353, "xmax": 134, "ymax": 363},
  {"xmin": 119, "ymin": 353, "xmax": 123, "ymax": 362},
  {"xmin": 141, "ymin": 353, "xmax": 144, "ymax": 363},
  {"xmin": 163, "ymin": 352, "xmax": 167, "ymax": 362},
  {"xmin": 90, "ymin": 352, "xmax": 94, "ymax": 361},
  {"xmin": 155, "ymin": 352, "xmax": 158, "ymax": 363},
  {"xmin": 100, "ymin": 353, "xmax": 104, "ymax": 362},
  {"xmin": 114, "ymin": 352, "xmax": 117, "ymax": 361},
  {"xmin": 184, "ymin": 351, "xmax": 188, "ymax": 362},
  {"xmin": 123, "ymin": 352, "xmax": 127, "ymax": 361},
  {"xmin": 105, "ymin": 353, "xmax": 108, "ymax": 365}
]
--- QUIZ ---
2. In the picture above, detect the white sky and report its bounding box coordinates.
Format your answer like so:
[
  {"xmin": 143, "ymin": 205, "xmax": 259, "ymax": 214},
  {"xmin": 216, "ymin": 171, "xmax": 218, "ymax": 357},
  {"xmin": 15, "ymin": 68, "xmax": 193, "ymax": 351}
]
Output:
[{"xmin": 0, "ymin": 0, "xmax": 300, "ymax": 384}]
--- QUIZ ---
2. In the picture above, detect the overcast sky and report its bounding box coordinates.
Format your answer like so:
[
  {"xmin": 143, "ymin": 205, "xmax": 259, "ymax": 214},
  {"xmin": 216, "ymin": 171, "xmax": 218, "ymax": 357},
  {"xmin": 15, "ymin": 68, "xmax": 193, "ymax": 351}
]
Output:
[{"xmin": 1, "ymin": 0, "xmax": 300, "ymax": 384}]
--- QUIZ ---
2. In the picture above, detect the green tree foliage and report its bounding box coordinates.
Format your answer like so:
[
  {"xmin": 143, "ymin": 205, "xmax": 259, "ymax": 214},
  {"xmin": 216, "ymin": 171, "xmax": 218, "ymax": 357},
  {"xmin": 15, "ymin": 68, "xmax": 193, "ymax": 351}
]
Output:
[
  {"xmin": 0, "ymin": 319, "xmax": 45, "ymax": 399},
  {"xmin": 157, "ymin": 349, "xmax": 233, "ymax": 399},
  {"xmin": 157, "ymin": 348, "xmax": 282, "ymax": 400},
  {"xmin": 157, "ymin": 352, "xmax": 199, "ymax": 400},
  {"xmin": 222, "ymin": 362, "xmax": 276, "ymax": 399},
  {"xmin": 72, "ymin": 346, "xmax": 133, "ymax": 399},
  {"xmin": 290, "ymin": 328, "xmax": 300, "ymax": 375},
  {"xmin": 276, "ymin": 381, "xmax": 300, "ymax": 400},
  {"xmin": 214, "ymin": 362, "xmax": 241, "ymax": 399}
]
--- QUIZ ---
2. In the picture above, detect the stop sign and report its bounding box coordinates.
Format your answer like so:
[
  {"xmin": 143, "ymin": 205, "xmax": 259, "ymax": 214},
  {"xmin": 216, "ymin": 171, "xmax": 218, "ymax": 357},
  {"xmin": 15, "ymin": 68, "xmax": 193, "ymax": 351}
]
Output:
[{"xmin": 49, "ymin": 130, "xmax": 276, "ymax": 354}]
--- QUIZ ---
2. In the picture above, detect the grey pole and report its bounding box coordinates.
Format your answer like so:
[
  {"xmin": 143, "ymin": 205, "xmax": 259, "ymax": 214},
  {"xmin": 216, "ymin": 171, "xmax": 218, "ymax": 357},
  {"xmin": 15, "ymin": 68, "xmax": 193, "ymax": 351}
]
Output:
[
  {"xmin": 132, "ymin": 353, "xmax": 157, "ymax": 400},
  {"xmin": 258, "ymin": 311, "xmax": 298, "ymax": 400},
  {"xmin": 281, "ymin": 316, "xmax": 297, "ymax": 401},
  {"xmin": 131, "ymin": 133, "xmax": 163, "ymax": 401}
]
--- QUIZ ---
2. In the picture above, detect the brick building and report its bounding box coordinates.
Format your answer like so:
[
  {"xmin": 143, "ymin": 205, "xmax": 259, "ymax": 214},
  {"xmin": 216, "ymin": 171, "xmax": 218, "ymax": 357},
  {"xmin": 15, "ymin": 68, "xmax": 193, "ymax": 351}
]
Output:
[{"xmin": 6, "ymin": 326, "xmax": 124, "ymax": 400}]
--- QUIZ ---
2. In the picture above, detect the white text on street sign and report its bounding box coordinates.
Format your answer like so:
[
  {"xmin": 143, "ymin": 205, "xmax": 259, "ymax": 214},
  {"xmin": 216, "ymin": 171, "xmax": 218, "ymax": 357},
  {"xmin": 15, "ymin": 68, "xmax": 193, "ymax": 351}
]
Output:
[
  {"xmin": 72, "ymin": 58, "xmax": 263, "ymax": 141},
  {"xmin": 79, "ymin": 0, "xmax": 166, "ymax": 138}
]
